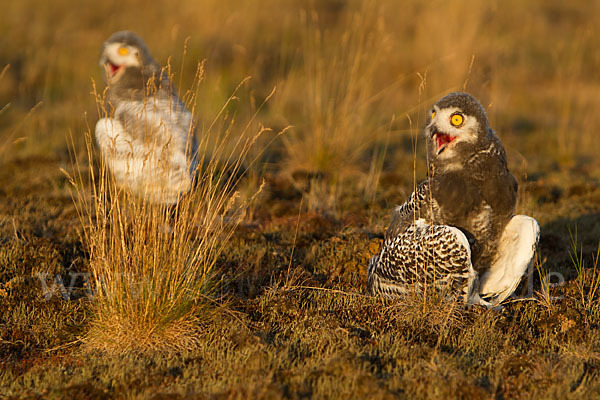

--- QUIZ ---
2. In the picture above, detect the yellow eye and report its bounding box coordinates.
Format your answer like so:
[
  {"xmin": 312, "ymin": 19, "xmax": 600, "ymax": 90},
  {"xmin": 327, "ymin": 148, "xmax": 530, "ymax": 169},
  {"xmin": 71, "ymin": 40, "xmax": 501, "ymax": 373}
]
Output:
[
  {"xmin": 431, "ymin": 110, "xmax": 436, "ymax": 119},
  {"xmin": 118, "ymin": 47, "xmax": 129, "ymax": 56},
  {"xmin": 450, "ymin": 113, "xmax": 464, "ymax": 127}
]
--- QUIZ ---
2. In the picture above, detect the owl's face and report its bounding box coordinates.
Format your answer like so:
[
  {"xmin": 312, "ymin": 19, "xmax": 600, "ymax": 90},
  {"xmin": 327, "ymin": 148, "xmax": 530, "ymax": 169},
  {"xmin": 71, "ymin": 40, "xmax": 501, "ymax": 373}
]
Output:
[
  {"xmin": 426, "ymin": 106, "xmax": 479, "ymax": 158},
  {"xmin": 100, "ymin": 42, "xmax": 142, "ymax": 82},
  {"xmin": 99, "ymin": 31, "xmax": 157, "ymax": 85},
  {"xmin": 425, "ymin": 92, "xmax": 489, "ymax": 162}
]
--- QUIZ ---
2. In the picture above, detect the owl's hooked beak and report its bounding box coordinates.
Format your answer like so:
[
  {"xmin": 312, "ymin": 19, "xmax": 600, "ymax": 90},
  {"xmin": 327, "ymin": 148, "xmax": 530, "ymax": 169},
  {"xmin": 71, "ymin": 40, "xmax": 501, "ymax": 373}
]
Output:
[
  {"xmin": 431, "ymin": 131, "xmax": 457, "ymax": 155},
  {"xmin": 99, "ymin": 50, "xmax": 125, "ymax": 82},
  {"xmin": 105, "ymin": 61, "xmax": 122, "ymax": 77}
]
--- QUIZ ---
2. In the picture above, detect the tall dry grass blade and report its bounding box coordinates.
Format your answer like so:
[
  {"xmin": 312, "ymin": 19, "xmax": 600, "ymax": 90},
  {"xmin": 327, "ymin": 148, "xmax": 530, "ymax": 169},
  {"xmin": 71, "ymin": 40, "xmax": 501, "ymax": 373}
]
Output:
[{"xmin": 570, "ymin": 228, "xmax": 600, "ymax": 312}]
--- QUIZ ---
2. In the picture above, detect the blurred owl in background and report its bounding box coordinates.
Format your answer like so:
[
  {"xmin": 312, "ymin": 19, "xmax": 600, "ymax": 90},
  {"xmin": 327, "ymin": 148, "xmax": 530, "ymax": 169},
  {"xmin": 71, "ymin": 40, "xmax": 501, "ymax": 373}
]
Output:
[
  {"xmin": 95, "ymin": 31, "xmax": 197, "ymax": 204},
  {"xmin": 368, "ymin": 92, "xmax": 539, "ymax": 307}
]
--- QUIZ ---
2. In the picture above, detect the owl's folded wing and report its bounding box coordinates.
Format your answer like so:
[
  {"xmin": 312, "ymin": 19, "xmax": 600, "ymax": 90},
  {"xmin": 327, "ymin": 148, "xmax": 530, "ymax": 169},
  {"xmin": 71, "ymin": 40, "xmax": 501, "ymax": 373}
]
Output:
[{"xmin": 385, "ymin": 180, "xmax": 433, "ymax": 240}]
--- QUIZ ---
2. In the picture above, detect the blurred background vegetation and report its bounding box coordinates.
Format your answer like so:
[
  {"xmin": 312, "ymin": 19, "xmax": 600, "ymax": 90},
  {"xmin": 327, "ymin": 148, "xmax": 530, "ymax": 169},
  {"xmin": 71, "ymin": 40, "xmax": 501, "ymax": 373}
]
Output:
[
  {"xmin": 1, "ymin": 0, "xmax": 600, "ymax": 397},
  {"xmin": 2, "ymin": 0, "xmax": 599, "ymax": 190}
]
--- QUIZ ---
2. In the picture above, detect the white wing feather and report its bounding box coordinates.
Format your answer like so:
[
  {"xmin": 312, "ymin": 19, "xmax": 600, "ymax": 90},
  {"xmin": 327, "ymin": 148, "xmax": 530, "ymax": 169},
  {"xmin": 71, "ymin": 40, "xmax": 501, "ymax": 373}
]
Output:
[{"xmin": 95, "ymin": 98, "xmax": 195, "ymax": 204}]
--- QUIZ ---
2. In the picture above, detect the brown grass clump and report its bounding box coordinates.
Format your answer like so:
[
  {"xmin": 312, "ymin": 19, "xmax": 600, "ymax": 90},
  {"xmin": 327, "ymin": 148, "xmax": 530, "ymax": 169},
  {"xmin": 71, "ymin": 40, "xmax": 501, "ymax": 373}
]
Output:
[{"xmin": 64, "ymin": 62, "xmax": 271, "ymax": 354}]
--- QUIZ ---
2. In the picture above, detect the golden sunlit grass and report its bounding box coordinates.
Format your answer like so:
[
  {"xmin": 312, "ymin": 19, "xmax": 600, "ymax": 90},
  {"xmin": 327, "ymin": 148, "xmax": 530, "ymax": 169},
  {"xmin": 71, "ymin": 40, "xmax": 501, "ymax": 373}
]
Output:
[
  {"xmin": 0, "ymin": 64, "xmax": 34, "ymax": 161},
  {"xmin": 276, "ymin": 3, "xmax": 395, "ymax": 214},
  {"xmin": 1, "ymin": 0, "xmax": 600, "ymax": 397},
  {"xmin": 63, "ymin": 61, "xmax": 271, "ymax": 354},
  {"xmin": 570, "ymin": 230, "xmax": 600, "ymax": 314}
]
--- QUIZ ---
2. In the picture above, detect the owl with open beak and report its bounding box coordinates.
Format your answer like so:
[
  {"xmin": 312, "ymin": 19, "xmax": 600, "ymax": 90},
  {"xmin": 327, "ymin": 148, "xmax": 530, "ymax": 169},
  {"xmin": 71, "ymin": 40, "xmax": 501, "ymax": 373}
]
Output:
[
  {"xmin": 95, "ymin": 31, "xmax": 197, "ymax": 204},
  {"xmin": 368, "ymin": 92, "xmax": 539, "ymax": 307}
]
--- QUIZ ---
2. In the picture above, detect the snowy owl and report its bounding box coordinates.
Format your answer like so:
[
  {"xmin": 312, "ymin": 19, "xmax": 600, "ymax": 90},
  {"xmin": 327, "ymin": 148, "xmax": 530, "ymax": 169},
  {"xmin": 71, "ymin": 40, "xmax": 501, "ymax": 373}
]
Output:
[
  {"xmin": 95, "ymin": 31, "xmax": 197, "ymax": 204},
  {"xmin": 368, "ymin": 92, "xmax": 540, "ymax": 307}
]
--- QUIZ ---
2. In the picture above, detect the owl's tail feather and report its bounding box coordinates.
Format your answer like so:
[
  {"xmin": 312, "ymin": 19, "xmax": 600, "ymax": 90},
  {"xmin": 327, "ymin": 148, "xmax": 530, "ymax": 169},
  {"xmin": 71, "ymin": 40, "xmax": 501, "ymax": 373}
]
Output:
[{"xmin": 478, "ymin": 215, "xmax": 540, "ymax": 304}]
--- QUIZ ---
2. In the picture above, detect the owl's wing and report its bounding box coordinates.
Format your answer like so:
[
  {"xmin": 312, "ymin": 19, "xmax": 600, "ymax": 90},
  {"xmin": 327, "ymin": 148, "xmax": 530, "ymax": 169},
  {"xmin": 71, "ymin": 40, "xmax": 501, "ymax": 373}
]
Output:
[
  {"xmin": 96, "ymin": 99, "xmax": 197, "ymax": 203},
  {"xmin": 385, "ymin": 180, "xmax": 433, "ymax": 240},
  {"xmin": 95, "ymin": 116, "xmax": 133, "ymax": 158},
  {"xmin": 115, "ymin": 98, "xmax": 194, "ymax": 151},
  {"xmin": 478, "ymin": 215, "xmax": 540, "ymax": 304},
  {"xmin": 369, "ymin": 220, "xmax": 478, "ymax": 303},
  {"xmin": 95, "ymin": 116, "xmax": 148, "ymax": 188},
  {"xmin": 481, "ymin": 169, "xmax": 517, "ymax": 217},
  {"xmin": 476, "ymin": 133, "xmax": 518, "ymax": 216}
]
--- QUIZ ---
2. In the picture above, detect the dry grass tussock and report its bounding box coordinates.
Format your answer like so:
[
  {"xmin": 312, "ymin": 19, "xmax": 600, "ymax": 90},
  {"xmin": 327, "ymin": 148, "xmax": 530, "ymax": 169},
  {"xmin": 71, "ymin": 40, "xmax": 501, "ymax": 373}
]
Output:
[{"xmin": 63, "ymin": 61, "xmax": 274, "ymax": 354}]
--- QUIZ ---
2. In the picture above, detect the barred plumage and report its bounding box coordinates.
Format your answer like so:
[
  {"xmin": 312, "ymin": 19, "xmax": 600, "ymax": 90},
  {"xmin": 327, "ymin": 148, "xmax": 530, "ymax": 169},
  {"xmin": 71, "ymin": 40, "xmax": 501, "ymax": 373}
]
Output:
[{"xmin": 369, "ymin": 220, "xmax": 477, "ymax": 302}]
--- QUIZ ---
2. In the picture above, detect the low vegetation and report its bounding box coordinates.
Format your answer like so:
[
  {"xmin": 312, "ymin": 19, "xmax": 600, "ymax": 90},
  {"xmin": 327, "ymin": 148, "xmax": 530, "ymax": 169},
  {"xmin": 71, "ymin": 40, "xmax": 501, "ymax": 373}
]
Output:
[{"xmin": 1, "ymin": 0, "xmax": 600, "ymax": 398}]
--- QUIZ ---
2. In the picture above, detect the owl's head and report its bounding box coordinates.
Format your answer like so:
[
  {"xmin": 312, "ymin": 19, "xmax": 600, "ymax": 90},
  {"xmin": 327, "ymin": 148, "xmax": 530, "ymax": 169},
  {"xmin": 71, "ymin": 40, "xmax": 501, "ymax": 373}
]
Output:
[
  {"xmin": 99, "ymin": 31, "xmax": 159, "ymax": 85},
  {"xmin": 425, "ymin": 92, "xmax": 491, "ymax": 166}
]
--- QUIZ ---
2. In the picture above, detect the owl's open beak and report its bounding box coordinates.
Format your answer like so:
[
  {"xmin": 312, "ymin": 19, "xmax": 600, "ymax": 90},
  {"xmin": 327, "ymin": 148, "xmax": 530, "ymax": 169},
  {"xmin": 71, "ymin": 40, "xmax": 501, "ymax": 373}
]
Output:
[
  {"xmin": 106, "ymin": 61, "xmax": 123, "ymax": 77},
  {"xmin": 432, "ymin": 132, "xmax": 457, "ymax": 154}
]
